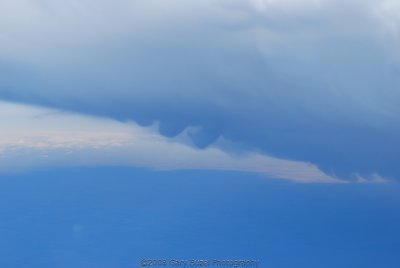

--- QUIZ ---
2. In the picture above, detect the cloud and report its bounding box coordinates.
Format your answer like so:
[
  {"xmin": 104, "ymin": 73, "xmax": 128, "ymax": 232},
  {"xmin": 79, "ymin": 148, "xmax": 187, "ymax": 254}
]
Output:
[
  {"xmin": 0, "ymin": 0, "xmax": 399, "ymax": 180},
  {"xmin": 354, "ymin": 173, "xmax": 390, "ymax": 184},
  {"xmin": 0, "ymin": 101, "xmax": 350, "ymax": 183}
]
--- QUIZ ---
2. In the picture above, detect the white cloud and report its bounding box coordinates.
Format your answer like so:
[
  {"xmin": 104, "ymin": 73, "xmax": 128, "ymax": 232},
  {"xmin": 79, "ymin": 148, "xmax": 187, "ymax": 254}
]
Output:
[
  {"xmin": 355, "ymin": 173, "xmax": 391, "ymax": 184},
  {"xmin": 0, "ymin": 101, "xmax": 347, "ymax": 183}
]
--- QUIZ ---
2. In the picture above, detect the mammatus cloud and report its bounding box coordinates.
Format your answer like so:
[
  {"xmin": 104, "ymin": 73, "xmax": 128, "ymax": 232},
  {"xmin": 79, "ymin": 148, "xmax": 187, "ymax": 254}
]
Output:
[
  {"xmin": 0, "ymin": 101, "xmax": 353, "ymax": 183},
  {"xmin": 0, "ymin": 0, "xmax": 399, "ymax": 180}
]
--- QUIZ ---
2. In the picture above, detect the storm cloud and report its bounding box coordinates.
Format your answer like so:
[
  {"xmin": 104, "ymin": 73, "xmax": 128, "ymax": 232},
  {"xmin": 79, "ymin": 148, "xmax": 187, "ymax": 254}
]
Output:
[{"xmin": 1, "ymin": 0, "xmax": 400, "ymax": 180}]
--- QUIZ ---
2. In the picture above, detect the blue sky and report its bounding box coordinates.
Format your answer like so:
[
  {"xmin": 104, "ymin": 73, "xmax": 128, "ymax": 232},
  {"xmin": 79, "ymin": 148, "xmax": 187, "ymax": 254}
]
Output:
[{"xmin": 0, "ymin": 0, "xmax": 400, "ymax": 267}]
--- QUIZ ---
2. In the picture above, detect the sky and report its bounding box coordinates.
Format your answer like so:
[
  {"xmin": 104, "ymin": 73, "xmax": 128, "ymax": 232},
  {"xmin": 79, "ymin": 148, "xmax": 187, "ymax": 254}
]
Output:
[{"xmin": 0, "ymin": 0, "xmax": 400, "ymax": 267}]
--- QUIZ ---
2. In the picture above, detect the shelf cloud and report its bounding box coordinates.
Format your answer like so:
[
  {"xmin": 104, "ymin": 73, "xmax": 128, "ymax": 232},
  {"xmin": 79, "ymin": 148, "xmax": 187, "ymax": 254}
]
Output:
[{"xmin": 0, "ymin": 101, "xmax": 355, "ymax": 183}]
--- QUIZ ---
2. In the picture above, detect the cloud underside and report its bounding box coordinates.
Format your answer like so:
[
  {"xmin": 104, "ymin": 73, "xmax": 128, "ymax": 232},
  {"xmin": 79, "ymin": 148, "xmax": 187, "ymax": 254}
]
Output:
[{"xmin": 0, "ymin": 0, "xmax": 399, "ymax": 180}]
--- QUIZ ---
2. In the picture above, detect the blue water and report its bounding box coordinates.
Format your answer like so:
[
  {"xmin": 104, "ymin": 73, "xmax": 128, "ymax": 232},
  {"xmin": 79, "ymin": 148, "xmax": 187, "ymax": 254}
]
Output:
[{"xmin": 0, "ymin": 167, "xmax": 399, "ymax": 268}]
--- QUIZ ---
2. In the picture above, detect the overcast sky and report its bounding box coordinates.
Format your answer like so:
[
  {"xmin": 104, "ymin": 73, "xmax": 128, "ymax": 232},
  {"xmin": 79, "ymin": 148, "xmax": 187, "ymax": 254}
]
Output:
[{"xmin": 1, "ymin": 0, "xmax": 400, "ymax": 182}]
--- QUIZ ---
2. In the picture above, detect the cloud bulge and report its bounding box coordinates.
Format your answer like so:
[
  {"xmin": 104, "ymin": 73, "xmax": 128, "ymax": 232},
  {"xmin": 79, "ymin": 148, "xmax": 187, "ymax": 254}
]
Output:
[{"xmin": 0, "ymin": 0, "xmax": 399, "ymax": 180}]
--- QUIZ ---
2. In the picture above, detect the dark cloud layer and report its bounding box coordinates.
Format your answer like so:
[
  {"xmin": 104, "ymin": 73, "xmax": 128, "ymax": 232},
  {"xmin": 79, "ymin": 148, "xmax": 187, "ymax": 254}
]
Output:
[{"xmin": 1, "ymin": 0, "xmax": 400, "ymax": 180}]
